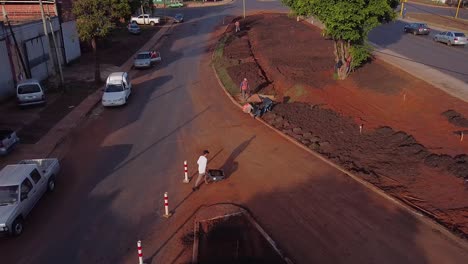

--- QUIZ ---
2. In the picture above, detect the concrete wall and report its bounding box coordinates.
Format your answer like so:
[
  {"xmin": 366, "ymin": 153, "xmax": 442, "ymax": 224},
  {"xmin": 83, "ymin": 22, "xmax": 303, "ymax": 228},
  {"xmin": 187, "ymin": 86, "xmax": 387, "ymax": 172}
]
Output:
[
  {"xmin": 0, "ymin": 17, "xmax": 71, "ymax": 100},
  {"xmin": 12, "ymin": 18, "xmax": 63, "ymax": 81},
  {"xmin": 0, "ymin": 24, "xmax": 15, "ymax": 100},
  {"xmin": 61, "ymin": 20, "xmax": 80, "ymax": 64}
]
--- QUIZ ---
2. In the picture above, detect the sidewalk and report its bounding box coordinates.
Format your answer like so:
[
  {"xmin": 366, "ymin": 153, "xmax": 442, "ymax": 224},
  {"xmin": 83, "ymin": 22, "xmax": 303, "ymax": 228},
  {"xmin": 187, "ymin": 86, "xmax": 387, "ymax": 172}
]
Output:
[
  {"xmin": 369, "ymin": 41, "xmax": 468, "ymax": 103},
  {"xmin": 0, "ymin": 23, "xmax": 173, "ymax": 166}
]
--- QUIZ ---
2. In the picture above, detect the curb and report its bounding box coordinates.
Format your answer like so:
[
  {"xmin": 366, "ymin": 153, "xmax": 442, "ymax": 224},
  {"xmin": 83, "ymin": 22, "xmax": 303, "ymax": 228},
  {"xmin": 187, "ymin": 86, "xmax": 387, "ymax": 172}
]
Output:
[
  {"xmin": 40, "ymin": 22, "xmax": 174, "ymax": 160},
  {"xmin": 406, "ymin": 0, "xmax": 461, "ymax": 10},
  {"xmin": 211, "ymin": 18, "xmax": 468, "ymax": 249},
  {"xmin": 185, "ymin": 0, "xmax": 234, "ymax": 8}
]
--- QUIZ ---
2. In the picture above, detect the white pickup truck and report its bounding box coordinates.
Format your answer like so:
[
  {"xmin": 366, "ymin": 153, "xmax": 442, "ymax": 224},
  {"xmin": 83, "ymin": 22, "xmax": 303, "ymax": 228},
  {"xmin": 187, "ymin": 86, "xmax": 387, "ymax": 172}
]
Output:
[
  {"xmin": 0, "ymin": 159, "xmax": 60, "ymax": 236},
  {"xmin": 130, "ymin": 14, "xmax": 160, "ymax": 26}
]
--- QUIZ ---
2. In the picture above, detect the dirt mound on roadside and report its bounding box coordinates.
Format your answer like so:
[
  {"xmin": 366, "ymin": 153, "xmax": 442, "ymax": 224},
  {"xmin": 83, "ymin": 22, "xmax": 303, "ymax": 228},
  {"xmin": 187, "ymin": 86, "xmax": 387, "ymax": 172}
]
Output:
[
  {"xmin": 265, "ymin": 103, "xmax": 468, "ymax": 181},
  {"xmin": 442, "ymin": 110, "xmax": 468, "ymax": 128},
  {"xmin": 219, "ymin": 13, "xmax": 468, "ymax": 237}
]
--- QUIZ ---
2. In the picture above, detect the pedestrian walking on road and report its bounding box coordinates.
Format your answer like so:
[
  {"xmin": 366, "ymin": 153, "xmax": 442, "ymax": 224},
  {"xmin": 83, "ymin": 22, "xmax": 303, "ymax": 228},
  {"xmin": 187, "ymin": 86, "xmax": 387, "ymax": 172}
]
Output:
[
  {"xmin": 193, "ymin": 150, "xmax": 209, "ymax": 191},
  {"xmin": 235, "ymin": 21, "xmax": 240, "ymax": 32},
  {"xmin": 240, "ymin": 78, "xmax": 250, "ymax": 100}
]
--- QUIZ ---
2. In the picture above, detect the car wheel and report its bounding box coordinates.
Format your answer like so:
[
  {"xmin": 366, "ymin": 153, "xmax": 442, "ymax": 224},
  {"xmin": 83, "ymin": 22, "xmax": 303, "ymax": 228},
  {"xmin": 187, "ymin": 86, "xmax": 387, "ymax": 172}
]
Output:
[
  {"xmin": 11, "ymin": 218, "xmax": 24, "ymax": 237},
  {"xmin": 47, "ymin": 175, "xmax": 56, "ymax": 192},
  {"xmin": 150, "ymin": 21, "xmax": 155, "ymax": 26}
]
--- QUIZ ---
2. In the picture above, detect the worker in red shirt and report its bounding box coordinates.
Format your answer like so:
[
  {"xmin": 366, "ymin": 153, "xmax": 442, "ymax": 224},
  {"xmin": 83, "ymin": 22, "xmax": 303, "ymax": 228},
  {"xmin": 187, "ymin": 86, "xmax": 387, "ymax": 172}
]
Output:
[{"xmin": 240, "ymin": 78, "xmax": 249, "ymax": 100}]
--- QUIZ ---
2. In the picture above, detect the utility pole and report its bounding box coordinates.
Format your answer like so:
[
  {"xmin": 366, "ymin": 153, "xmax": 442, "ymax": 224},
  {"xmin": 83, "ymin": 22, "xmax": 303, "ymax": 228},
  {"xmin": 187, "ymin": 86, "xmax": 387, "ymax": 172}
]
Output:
[
  {"xmin": 399, "ymin": 0, "xmax": 407, "ymax": 18},
  {"xmin": 243, "ymin": 0, "xmax": 246, "ymax": 19},
  {"xmin": 39, "ymin": 0, "xmax": 56, "ymax": 76},
  {"xmin": 47, "ymin": 13, "xmax": 64, "ymax": 87},
  {"xmin": 455, "ymin": 0, "xmax": 462, "ymax": 19}
]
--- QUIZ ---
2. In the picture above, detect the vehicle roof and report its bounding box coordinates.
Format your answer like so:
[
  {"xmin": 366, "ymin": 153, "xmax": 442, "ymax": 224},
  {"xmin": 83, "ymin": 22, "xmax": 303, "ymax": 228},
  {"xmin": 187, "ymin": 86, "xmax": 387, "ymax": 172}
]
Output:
[
  {"xmin": 0, "ymin": 164, "xmax": 35, "ymax": 186},
  {"xmin": 107, "ymin": 72, "xmax": 126, "ymax": 83},
  {"xmin": 138, "ymin": 51, "xmax": 151, "ymax": 55},
  {"xmin": 17, "ymin": 79, "xmax": 40, "ymax": 86}
]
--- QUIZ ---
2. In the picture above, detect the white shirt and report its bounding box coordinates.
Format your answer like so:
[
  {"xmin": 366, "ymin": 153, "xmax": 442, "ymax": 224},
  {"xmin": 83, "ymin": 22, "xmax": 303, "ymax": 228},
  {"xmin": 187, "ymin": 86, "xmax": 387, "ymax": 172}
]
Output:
[{"xmin": 197, "ymin": 155, "xmax": 208, "ymax": 174}]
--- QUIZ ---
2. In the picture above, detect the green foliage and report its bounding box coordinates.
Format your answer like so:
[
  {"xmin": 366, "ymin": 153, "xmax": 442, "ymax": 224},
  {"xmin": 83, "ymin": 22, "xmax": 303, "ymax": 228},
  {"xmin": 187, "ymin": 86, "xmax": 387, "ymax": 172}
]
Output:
[
  {"xmin": 129, "ymin": 0, "xmax": 154, "ymax": 15},
  {"xmin": 72, "ymin": 0, "xmax": 131, "ymax": 42},
  {"xmin": 281, "ymin": 0, "xmax": 396, "ymax": 78},
  {"xmin": 349, "ymin": 44, "xmax": 371, "ymax": 70}
]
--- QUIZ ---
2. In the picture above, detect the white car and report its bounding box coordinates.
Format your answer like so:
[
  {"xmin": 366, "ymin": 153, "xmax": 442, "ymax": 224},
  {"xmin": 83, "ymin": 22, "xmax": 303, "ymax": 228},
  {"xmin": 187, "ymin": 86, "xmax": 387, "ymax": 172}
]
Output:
[
  {"xmin": 16, "ymin": 79, "xmax": 46, "ymax": 107},
  {"xmin": 433, "ymin": 31, "xmax": 468, "ymax": 46},
  {"xmin": 102, "ymin": 72, "xmax": 132, "ymax": 107},
  {"xmin": 130, "ymin": 14, "xmax": 160, "ymax": 26}
]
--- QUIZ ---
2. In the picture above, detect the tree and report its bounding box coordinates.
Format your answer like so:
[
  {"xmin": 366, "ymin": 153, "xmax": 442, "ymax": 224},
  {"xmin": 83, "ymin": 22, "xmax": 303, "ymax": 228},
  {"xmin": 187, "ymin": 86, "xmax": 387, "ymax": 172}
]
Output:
[
  {"xmin": 282, "ymin": 0, "xmax": 396, "ymax": 79},
  {"xmin": 73, "ymin": 0, "xmax": 131, "ymax": 83}
]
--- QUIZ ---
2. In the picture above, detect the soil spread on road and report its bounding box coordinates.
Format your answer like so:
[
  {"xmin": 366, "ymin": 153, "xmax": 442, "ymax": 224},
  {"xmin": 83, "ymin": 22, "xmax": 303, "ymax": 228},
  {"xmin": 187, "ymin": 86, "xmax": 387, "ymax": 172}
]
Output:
[{"xmin": 220, "ymin": 13, "xmax": 468, "ymax": 238}]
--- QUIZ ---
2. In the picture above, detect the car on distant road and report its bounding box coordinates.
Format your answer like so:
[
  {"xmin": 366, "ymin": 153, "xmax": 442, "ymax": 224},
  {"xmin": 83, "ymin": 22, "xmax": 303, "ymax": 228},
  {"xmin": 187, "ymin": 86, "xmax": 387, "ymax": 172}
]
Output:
[
  {"xmin": 0, "ymin": 130, "xmax": 19, "ymax": 156},
  {"xmin": 403, "ymin": 23, "xmax": 430, "ymax": 35},
  {"xmin": 102, "ymin": 72, "xmax": 132, "ymax": 107},
  {"xmin": 128, "ymin": 23, "xmax": 141, "ymax": 34},
  {"xmin": 174, "ymin": 13, "xmax": 184, "ymax": 23},
  {"xmin": 433, "ymin": 31, "xmax": 468, "ymax": 46},
  {"xmin": 168, "ymin": 1, "xmax": 184, "ymax": 8},
  {"xmin": 131, "ymin": 14, "xmax": 160, "ymax": 26},
  {"xmin": 0, "ymin": 158, "xmax": 60, "ymax": 236},
  {"xmin": 133, "ymin": 51, "xmax": 161, "ymax": 69},
  {"xmin": 445, "ymin": 0, "xmax": 467, "ymax": 7},
  {"xmin": 16, "ymin": 79, "xmax": 46, "ymax": 107}
]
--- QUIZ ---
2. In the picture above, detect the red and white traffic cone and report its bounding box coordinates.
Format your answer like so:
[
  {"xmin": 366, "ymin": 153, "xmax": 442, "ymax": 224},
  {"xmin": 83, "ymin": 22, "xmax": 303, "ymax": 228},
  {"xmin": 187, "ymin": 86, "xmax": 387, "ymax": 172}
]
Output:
[
  {"xmin": 137, "ymin": 240, "xmax": 145, "ymax": 264},
  {"xmin": 183, "ymin": 160, "xmax": 189, "ymax": 183},
  {"xmin": 163, "ymin": 192, "xmax": 172, "ymax": 218}
]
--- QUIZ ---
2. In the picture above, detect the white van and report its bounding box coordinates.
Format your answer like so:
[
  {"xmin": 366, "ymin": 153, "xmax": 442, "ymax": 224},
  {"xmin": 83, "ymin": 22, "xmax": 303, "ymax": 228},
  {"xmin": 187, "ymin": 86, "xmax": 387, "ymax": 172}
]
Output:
[
  {"xmin": 101, "ymin": 72, "xmax": 132, "ymax": 107},
  {"xmin": 16, "ymin": 79, "xmax": 46, "ymax": 106}
]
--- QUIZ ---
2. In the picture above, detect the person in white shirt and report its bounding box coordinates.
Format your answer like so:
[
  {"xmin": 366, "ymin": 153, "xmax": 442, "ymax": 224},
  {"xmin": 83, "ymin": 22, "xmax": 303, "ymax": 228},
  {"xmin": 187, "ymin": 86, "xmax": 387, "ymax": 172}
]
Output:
[{"xmin": 193, "ymin": 150, "xmax": 209, "ymax": 191}]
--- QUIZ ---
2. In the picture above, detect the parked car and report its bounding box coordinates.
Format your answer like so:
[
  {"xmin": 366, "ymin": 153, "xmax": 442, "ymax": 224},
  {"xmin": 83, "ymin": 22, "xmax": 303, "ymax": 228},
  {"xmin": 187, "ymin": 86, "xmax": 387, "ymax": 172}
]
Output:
[
  {"xmin": 174, "ymin": 13, "xmax": 184, "ymax": 23},
  {"xmin": 128, "ymin": 23, "xmax": 141, "ymax": 34},
  {"xmin": 445, "ymin": 0, "xmax": 467, "ymax": 7},
  {"xmin": 0, "ymin": 158, "xmax": 60, "ymax": 236},
  {"xmin": 168, "ymin": 1, "xmax": 184, "ymax": 8},
  {"xmin": 433, "ymin": 31, "xmax": 468, "ymax": 46},
  {"xmin": 16, "ymin": 79, "xmax": 46, "ymax": 107},
  {"xmin": 133, "ymin": 51, "xmax": 162, "ymax": 69},
  {"xmin": 102, "ymin": 72, "xmax": 132, "ymax": 107},
  {"xmin": 0, "ymin": 130, "xmax": 20, "ymax": 156},
  {"xmin": 403, "ymin": 23, "xmax": 430, "ymax": 35},
  {"xmin": 130, "ymin": 14, "xmax": 160, "ymax": 26}
]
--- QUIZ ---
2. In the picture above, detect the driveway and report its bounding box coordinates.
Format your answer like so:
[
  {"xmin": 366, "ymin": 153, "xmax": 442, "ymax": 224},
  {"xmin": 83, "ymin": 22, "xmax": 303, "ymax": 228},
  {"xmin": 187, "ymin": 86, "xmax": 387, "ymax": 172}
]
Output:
[{"xmin": 0, "ymin": 1, "xmax": 467, "ymax": 264}]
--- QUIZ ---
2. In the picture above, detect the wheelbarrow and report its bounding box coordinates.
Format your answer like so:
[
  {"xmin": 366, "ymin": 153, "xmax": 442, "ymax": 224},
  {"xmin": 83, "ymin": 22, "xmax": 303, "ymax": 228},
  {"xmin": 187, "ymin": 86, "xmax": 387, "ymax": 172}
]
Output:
[{"xmin": 204, "ymin": 169, "xmax": 226, "ymax": 184}]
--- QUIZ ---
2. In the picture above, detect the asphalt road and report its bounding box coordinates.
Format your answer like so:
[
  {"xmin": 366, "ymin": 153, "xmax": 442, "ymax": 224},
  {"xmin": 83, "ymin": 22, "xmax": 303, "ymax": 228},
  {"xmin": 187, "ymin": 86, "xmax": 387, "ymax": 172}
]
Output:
[
  {"xmin": 1, "ymin": 1, "xmax": 468, "ymax": 263},
  {"xmin": 404, "ymin": 2, "xmax": 468, "ymax": 20},
  {"xmin": 369, "ymin": 19, "xmax": 468, "ymax": 84}
]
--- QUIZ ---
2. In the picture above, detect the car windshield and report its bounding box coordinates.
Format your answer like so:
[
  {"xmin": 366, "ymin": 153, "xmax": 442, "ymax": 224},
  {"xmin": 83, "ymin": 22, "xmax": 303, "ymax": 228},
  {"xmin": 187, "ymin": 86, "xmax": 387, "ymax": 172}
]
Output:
[
  {"xmin": 454, "ymin": 33, "xmax": 465, "ymax": 37},
  {"xmin": 136, "ymin": 53, "xmax": 150, "ymax": 59},
  {"xmin": 105, "ymin": 84, "xmax": 124, "ymax": 92},
  {"xmin": 18, "ymin": 84, "xmax": 41, "ymax": 94},
  {"xmin": 0, "ymin": 185, "xmax": 19, "ymax": 206},
  {"xmin": 418, "ymin": 24, "xmax": 427, "ymax": 28}
]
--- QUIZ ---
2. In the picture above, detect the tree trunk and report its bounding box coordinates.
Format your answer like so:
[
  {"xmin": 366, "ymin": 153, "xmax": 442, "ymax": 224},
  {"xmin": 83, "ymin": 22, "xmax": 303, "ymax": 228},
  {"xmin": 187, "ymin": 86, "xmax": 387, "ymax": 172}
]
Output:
[
  {"xmin": 333, "ymin": 39, "xmax": 351, "ymax": 80},
  {"xmin": 91, "ymin": 37, "xmax": 101, "ymax": 84}
]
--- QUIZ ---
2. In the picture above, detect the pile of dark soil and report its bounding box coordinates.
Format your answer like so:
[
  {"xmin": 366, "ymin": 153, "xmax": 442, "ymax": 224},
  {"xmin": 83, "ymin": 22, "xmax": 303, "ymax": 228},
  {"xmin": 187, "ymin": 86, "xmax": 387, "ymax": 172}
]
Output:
[{"xmin": 264, "ymin": 103, "xmax": 468, "ymax": 181}]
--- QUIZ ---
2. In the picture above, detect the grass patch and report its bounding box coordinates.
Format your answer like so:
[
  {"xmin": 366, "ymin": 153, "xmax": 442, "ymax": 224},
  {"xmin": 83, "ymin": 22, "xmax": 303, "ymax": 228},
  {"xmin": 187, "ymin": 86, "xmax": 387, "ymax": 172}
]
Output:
[
  {"xmin": 212, "ymin": 35, "xmax": 239, "ymax": 96},
  {"xmin": 284, "ymin": 84, "xmax": 307, "ymax": 102}
]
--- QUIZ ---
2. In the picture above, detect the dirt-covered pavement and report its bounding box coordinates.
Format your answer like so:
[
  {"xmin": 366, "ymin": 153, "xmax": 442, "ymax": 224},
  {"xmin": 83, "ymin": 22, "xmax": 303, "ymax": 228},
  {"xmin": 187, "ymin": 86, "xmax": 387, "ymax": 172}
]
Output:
[{"xmin": 221, "ymin": 13, "xmax": 468, "ymax": 237}]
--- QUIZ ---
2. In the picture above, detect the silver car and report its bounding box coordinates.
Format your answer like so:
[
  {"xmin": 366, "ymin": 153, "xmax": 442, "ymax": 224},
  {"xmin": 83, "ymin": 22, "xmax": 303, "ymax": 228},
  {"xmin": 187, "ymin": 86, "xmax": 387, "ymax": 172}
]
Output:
[
  {"xmin": 433, "ymin": 31, "xmax": 468, "ymax": 46},
  {"xmin": 128, "ymin": 23, "xmax": 141, "ymax": 35},
  {"xmin": 133, "ymin": 51, "xmax": 161, "ymax": 69}
]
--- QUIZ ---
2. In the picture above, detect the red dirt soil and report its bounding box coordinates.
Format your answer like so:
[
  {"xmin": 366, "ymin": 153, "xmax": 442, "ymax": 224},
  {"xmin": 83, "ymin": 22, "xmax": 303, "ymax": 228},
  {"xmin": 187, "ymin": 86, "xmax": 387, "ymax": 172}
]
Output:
[{"xmin": 222, "ymin": 14, "xmax": 468, "ymax": 237}]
